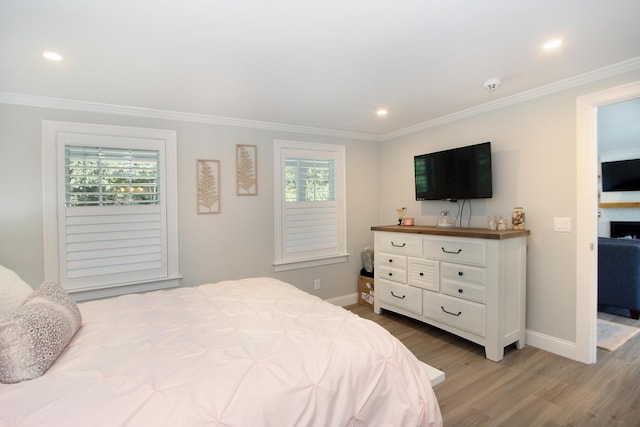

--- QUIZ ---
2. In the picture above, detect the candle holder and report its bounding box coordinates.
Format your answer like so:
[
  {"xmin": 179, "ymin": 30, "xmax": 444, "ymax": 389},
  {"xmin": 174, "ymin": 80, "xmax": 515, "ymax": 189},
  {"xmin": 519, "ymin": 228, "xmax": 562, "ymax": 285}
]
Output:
[{"xmin": 396, "ymin": 207, "xmax": 407, "ymax": 225}]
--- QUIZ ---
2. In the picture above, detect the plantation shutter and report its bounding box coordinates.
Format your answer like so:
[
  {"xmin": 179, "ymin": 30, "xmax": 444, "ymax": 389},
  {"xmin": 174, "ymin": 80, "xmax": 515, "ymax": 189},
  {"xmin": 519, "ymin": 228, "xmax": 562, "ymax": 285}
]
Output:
[
  {"xmin": 57, "ymin": 133, "xmax": 168, "ymax": 291},
  {"xmin": 283, "ymin": 155, "xmax": 338, "ymax": 258},
  {"xmin": 274, "ymin": 140, "xmax": 347, "ymax": 270}
]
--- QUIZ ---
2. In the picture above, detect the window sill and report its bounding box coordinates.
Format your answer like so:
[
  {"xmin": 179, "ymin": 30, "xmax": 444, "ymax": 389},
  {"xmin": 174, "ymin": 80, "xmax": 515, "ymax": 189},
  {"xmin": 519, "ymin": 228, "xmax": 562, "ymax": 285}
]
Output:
[
  {"xmin": 68, "ymin": 275, "xmax": 182, "ymax": 301},
  {"xmin": 274, "ymin": 254, "xmax": 349, "ymax": 272}
]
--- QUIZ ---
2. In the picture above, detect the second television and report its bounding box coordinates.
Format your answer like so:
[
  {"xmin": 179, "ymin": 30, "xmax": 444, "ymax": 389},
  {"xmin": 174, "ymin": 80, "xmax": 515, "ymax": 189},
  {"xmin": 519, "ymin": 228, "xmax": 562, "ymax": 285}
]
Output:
[{"xmin": 414, "ymin": 142, "xmax": 493, "ymax": 201}]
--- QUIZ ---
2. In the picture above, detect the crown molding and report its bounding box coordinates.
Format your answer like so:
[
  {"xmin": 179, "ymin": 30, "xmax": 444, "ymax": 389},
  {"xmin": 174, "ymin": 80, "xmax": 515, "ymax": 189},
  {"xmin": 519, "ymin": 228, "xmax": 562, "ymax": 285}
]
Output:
[
  {"xmin": 0, "ymin": 92, "xmax": 379, "ymax": 142},
  {"xmin": 379, "ymin": 56, "xmax": 640, "ymax": 141},
  {"xmin": 2, "ymin": 57, "xmax": 639, "ymax": 142}
]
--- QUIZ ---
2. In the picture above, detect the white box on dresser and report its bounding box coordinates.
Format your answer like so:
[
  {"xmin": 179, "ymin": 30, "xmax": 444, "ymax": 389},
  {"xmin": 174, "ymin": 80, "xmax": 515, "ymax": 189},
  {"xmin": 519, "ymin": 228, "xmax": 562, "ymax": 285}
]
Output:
[{"xmin": 372, "ymin": 225, "xmax": 530, "ymax": 362}]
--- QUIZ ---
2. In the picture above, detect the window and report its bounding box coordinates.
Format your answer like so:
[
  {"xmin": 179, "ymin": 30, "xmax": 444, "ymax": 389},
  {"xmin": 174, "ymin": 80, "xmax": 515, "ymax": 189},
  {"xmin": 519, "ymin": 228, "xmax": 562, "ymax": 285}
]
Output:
[
  {"xmin": 285, "ymin": 158, "xmax": 335, "ymax": 202},
  {"xmin": 273, "ymin": 140, "xmax": 348, "ymax": 271},
  {"xmin": 43, "ymin": 121, "xmax": 180, "ymax": 300},
  {"xmin": 65, "ymin": 146, "xmax": 160, "ymax": 207}
]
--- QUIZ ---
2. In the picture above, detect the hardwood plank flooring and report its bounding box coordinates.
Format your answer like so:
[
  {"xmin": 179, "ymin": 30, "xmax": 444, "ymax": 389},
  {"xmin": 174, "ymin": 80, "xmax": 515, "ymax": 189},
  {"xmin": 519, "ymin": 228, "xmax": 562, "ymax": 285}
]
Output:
[{"xmin": 346, "ymin": 304, "xmax": 640, "ymax": 427}]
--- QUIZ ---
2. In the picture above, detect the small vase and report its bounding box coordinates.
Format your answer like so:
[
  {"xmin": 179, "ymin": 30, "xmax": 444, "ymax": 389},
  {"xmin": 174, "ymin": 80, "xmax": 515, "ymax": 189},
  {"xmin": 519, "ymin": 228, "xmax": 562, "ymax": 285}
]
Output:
[
  {"xmin": 495, "ymin": 212, "xmax": 507, "ymax": 230},
  {"xmin": 487, "ymin": 215, "xmax": 497, "ymax": 230},
  {"xmin": 437, "ymin": 210, "xmax": 453, "ymax": 227}
]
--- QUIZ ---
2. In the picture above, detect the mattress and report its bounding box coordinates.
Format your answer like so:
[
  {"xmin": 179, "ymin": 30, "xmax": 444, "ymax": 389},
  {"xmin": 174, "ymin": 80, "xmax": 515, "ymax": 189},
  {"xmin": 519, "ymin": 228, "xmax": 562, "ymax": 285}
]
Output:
[{"xmin": 0, "ymin": 277, "xmax": 442, "ymax": 426}]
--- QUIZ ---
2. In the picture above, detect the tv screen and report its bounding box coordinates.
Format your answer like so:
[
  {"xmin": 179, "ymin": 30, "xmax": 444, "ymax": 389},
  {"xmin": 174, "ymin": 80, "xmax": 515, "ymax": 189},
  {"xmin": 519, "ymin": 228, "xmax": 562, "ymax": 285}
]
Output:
[
  {"xmin": 414, "ymin": 142, "xmax": 492, "ymax": 201},
  {"xmin": 602, "ymin": 158, "xmax": 640, "ymax": 192}
]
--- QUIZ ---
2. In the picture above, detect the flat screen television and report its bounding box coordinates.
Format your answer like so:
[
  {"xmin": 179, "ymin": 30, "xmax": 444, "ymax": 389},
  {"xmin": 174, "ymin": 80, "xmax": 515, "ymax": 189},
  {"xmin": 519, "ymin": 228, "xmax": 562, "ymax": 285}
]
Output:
[
  {"xmin": 414, "ymin": 142, "xmax": 492, "ymax": 201},
  {"xmin": 602, "ymin": 158, "xmax": 640, "ymax": 192}
]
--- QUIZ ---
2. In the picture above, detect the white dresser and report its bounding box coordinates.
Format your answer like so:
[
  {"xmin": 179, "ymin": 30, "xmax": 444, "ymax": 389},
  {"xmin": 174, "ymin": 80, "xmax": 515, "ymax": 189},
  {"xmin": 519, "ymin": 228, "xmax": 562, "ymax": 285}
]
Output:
[{"xmin": 372, "ymin": 225, "xmax": 529, "ymax": 362}]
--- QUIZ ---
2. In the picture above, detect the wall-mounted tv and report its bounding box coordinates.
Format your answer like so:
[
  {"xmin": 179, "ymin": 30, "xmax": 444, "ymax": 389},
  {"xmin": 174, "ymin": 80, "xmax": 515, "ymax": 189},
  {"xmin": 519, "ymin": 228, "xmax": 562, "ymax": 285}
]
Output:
[
  {"xmin": 602, "ymin": 158, "xmax": 640, "ymax": 192},
  {"xmin": 414, "ymin": 142, "xmax": 492, "ymax": 201}
]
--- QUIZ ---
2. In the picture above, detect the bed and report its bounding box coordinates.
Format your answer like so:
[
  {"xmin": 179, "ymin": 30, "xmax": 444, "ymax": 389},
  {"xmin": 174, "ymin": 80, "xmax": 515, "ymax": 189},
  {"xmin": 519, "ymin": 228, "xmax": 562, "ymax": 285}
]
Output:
[{"xmin": 0, "ymin": 276, "xmax": 443, "ymax": 426}]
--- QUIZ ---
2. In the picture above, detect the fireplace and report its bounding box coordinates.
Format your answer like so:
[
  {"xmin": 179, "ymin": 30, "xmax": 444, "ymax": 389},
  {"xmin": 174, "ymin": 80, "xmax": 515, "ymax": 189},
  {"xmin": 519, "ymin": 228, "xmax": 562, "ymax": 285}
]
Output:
[{"xmin": 610, "ymin": 221, "xmax": 640, "ymax": 239}]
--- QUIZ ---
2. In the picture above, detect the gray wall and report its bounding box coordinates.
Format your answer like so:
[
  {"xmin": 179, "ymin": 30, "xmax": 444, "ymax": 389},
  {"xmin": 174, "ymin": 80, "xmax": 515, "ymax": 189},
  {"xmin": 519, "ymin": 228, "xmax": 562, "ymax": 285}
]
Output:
[
  {"xmin": 0, "ymin": 104, "xmax": 379, "ymax": 300},
  {"xmin": 378, "ymin": 70, "xmax": 640, "ymax": 343},
  {"xmin": 2, "ymin": 68, "xmax": 640, "ymax": 349}
]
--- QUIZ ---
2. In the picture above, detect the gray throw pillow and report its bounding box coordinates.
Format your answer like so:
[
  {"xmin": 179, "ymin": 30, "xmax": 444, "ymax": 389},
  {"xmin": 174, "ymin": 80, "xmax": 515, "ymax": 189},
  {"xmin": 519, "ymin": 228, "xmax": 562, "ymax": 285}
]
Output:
[{"xmin": 0, "ymin": 281, "xmax": 82, "ymax": 384}]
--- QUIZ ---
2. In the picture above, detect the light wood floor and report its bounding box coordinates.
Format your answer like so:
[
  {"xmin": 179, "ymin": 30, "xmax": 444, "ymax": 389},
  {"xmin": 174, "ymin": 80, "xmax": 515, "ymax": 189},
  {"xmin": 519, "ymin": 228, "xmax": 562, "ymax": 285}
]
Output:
[{"xmin": 346, "ymin": 304, "xmax": 640, "ymax": 427}]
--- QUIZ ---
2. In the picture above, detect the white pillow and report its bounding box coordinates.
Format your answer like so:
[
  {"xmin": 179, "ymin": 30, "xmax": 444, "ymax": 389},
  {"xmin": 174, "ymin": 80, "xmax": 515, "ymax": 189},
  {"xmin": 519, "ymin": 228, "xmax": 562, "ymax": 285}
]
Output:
[{"xmin": 0, "ymin": 264, "xmax": 33, "ymax": 314}]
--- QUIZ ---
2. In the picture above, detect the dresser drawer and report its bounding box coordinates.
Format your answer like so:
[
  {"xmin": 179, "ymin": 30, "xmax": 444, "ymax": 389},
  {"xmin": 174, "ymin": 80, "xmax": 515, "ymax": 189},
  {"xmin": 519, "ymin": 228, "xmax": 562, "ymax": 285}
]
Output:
[
  {"xmin": 441, "ymin": 280, "xmax": 486, "ymax": 304},
  {"xmin": 423, "ymin": 235, "xmax": 486, "ymax": 267},
  {"xmin": 378, "ymin": 279, "xmax": 422, "ymax": 315},
  {"xmin": 408, "ymin": 257, "xmax": 440, "ymax": 291},
  {"xmin": 440, "ymin": 262, "xmax": 486, "ymax": 285},
  {"xmin": 423, "ymin": 292, "xmax": 486, "ymax": 337},
  {"xmin": 376, "ymin": 232, "xmax": 423, "ymax": 257},
  {"xmin": 378, "ymin": 252, "xmax": 407, "ymax": 270},
  {"xmin": 377, "ymin": 264, "xmax": 407, "ymax": 284}
]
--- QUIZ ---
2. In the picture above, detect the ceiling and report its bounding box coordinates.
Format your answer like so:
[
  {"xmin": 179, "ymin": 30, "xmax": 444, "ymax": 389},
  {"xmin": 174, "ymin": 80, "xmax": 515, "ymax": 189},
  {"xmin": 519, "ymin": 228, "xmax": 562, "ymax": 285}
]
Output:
[{"xmin": 2, "ymin": 0, "xmax": 640, "ymax": 139}]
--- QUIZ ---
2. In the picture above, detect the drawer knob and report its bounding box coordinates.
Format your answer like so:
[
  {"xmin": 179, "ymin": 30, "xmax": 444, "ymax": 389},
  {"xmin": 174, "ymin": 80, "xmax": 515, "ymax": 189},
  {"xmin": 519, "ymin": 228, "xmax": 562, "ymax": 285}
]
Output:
[
  {"xmin": 388, "ymin": 272, "xmax": 393, "ymax": 277},
  {"xmin": 441, "ymin": 247, "xmax": 462, "ymax": 254},
  {"xmin": 441, "ymin": 306, "xmax": 462, "ymax": 317},
  {"xmin": 388, "ymin": 259, "xmax": 393, "ymax": 263},
  {"xmin": 458, "ymin": 271, "xmax": 464, "ymax": 276},
  {"xmin": 391, "ymin": 241, "xmax": 406, "ymax": 248},
  {"xmin": 419, "ymin": 272, "xmax": 424, "ymax": 276},
  {"xmin": 458, "ymin": 288, "xmax": 464, "ymax": 294},
  {"xmin": 391, "ymin": 291, "xmax": 406, "ymax": 299}
]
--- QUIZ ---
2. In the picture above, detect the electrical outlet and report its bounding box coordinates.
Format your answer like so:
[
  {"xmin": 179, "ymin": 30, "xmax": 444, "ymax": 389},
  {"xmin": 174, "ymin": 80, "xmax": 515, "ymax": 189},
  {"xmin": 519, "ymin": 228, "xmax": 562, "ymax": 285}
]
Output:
[{"xmin": 314, "ymin": 279, "xmax": 321, "ymax": 290}]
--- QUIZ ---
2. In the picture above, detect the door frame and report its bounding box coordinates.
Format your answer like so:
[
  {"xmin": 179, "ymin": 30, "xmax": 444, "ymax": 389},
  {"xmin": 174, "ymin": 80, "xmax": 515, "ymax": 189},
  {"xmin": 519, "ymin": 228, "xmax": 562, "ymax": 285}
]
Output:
[{"xmin": 575, "ymin": 81, "xmax": 640, "ymax": 364}]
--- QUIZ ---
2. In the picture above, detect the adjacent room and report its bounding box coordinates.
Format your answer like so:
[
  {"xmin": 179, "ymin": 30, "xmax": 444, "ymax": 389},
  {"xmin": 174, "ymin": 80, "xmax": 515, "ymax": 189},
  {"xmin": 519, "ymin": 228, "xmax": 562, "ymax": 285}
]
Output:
[{"xmin": 2, "ymin": 1, "xmax": 640, "ymax": 425}]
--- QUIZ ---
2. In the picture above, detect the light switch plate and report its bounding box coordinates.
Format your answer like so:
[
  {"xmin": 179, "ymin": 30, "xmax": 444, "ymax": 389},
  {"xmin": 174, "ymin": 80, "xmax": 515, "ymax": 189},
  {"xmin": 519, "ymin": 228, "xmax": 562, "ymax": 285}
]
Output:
[{"xmin": 553, "ymin": 217, "xmax": 571, "ymax": 232}]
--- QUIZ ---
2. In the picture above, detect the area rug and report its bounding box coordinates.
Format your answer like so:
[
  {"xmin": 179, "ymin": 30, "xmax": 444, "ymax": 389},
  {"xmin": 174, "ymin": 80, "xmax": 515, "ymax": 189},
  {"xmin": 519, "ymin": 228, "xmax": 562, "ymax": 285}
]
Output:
[{"xmin": 597, "ymin": 319, "xmax": 640, "ymax": 351}]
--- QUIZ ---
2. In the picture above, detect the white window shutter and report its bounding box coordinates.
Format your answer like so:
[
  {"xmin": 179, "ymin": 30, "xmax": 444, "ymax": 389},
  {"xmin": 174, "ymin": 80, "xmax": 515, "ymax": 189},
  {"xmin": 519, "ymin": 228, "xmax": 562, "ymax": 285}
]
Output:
[
  {"xmin": 273, "ymin": 140, "xmax": 348, "ymax": 271},
  {"xmin": 43, "ymin": 121, "xmax": 180, "ymax": 300},
  {"xmin": 284, "ymin": 201, "xmax": 339, "ymax": 258}
]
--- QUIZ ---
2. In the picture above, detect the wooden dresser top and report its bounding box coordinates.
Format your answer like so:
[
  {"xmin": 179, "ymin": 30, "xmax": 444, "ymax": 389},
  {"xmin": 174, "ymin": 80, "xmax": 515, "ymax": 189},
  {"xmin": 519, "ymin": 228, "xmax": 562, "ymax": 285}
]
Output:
[{"xmin": 371, "ymin": 225, "xmax": 531, "ymax": 240}]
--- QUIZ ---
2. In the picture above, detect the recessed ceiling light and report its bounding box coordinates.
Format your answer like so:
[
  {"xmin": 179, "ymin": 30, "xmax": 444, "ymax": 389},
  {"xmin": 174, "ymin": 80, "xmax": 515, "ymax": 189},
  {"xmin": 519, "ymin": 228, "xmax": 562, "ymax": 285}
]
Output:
[
  {"xmin": 43, "ymin": 51, "xmax": 63, "ymax": 61},
  {"xmin": 543, "ymin": 39, "xmax": 562, "ymax": 51},
  {"xmin": 376, "ymin": 109, "xmax": 388, "ymax": 117}
]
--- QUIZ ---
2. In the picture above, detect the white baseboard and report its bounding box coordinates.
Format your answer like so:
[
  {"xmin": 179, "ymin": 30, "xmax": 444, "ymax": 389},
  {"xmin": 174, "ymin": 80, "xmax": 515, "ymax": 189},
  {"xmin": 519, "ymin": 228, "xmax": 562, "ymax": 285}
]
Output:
[
  {"xmin": 327, "ymin": 295, "xmax": 581, "ymax": 363},
  {"xmin": 526, "ymin": 329, "xmax": 577, "ymax": 361},
  {"xmin": 326, "ymin": 292, "xmax": 358, "ymax": 307}
]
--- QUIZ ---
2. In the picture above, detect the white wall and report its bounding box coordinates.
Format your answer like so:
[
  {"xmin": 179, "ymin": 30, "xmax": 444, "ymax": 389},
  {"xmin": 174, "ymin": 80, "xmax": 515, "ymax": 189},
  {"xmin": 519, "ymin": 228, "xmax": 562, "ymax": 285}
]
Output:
[
  {"xmin": 0, "ymin": 104, "xmax": 379, "ymax": 300},
  {"xmin": 378, "ymin": 70, "xmax": 640, "ymax": 343}
]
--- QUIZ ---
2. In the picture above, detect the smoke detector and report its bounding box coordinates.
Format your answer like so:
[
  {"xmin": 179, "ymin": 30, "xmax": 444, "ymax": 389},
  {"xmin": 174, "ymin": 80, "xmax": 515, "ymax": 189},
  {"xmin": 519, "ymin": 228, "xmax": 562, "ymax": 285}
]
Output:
[{"xmin": 484, "ymin": 78, "xmax": 501, "ymax": 92}]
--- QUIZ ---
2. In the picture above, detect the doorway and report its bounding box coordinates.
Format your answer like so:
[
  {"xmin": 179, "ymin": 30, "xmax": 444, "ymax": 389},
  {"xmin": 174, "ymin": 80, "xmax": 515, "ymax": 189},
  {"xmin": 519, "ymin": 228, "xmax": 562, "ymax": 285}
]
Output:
[{"xmin": 576, "ymin": 81, "xmax": 640, "ymax": 364}]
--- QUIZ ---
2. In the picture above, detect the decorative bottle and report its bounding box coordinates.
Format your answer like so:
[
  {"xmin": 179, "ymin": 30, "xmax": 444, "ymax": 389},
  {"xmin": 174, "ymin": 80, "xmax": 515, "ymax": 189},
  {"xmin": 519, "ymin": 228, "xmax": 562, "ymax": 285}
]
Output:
[{"xmin": 512, "ymin": 207, "xmax": 525, "ymax": 230}]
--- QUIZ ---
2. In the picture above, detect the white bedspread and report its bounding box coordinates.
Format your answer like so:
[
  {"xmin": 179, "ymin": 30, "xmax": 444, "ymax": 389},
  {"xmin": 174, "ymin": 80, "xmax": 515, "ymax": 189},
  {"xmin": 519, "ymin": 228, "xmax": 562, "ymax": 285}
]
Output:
[{"xmin": 0, "ymin": 277, "xmax": 442, "ymax": 426}]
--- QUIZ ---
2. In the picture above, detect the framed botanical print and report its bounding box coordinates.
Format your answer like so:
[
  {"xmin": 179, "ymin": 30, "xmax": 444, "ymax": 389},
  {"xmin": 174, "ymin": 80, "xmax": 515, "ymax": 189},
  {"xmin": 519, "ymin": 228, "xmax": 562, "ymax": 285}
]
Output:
[
  {"xmin": 236, "ymin": 144, "xmax": 257, "ymax": 196},
  {"xmin": 196, "ymin": 159, "xmax": 220, "ymax": 214}
]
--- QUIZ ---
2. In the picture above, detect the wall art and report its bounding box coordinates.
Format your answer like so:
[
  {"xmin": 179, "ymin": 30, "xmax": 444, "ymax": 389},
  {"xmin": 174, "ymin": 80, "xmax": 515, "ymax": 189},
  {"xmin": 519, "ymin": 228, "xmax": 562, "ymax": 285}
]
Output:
[
  {"xmin": 197, "ymin": 159, "xmax": 220, "ymax": 214},
  {"xmin": 236, "ymin": 144, "xmax": 258, "ymax": 196}
]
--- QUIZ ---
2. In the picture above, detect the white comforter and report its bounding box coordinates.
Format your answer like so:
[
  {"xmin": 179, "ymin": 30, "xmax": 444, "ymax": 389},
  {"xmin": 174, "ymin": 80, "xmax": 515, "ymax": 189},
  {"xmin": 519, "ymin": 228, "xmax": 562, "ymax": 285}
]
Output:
[{"xmin": 0, "ymin": 277, "xmax": 442, "ymax": 426}]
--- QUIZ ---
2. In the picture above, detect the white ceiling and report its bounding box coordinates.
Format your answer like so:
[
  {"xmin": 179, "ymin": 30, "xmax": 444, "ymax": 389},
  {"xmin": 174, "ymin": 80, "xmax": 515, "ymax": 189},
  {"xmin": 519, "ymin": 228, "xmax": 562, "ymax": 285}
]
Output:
[{"xmin": 2, "ymin": 0, "xmax": 640, "ymax": 138}]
